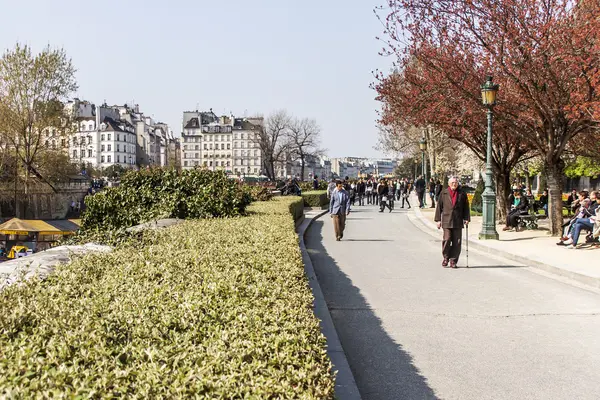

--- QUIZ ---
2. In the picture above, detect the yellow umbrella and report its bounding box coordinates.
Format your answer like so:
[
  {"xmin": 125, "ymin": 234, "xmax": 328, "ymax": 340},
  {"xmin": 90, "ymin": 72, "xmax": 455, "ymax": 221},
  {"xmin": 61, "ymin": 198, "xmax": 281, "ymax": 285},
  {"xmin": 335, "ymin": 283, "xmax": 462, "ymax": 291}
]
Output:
[{"xmin": 0, "ymin": 218, "xmax": 39, "ymax": 235}]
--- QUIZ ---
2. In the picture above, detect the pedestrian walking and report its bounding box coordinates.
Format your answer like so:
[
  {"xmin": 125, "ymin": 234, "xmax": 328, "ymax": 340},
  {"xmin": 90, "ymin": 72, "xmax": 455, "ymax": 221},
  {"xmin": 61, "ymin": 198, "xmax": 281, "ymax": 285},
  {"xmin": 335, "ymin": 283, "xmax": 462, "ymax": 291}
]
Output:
[
  {"xmin": 434, "ymin": 177, "xmax": 471, "ymax": 269},
  {"xmin": 313, "ymin": 175, "xmax": 319, "ymax": 190},
  {"xmin": 373, "ymin": 179, "xmax": 380, "ymax": 206},
  {"xmin": 415, "ymin": 175, "xmax": 426, "ymax": 208},
  {"xmin": 329, "ymin": 180, "xmax": 351, "ymax": 241},
  {"xmin": 350, "ymin": 182, "xmax": 356, "ymax": 206},
  {"xmin": 387, "ymin": 180, "xmax": 396, "ymax": 211},
  {"xmin": 366, "ymin": 180, "xmax": 373, "ymax": 204},
  {"xmin": 378, "ymin": 180, "xmax": 392, "ymax": 212},
  {"xmin": 428, "ymin": 178, "xmax": 436, "ymax": 208},
  {"xmin": 401, "ymin": 179, "xmax": 412, "ymax": 209},
  {"xmin": 357, "ymin": 178, "xmax": 366, "ymax": 206}
]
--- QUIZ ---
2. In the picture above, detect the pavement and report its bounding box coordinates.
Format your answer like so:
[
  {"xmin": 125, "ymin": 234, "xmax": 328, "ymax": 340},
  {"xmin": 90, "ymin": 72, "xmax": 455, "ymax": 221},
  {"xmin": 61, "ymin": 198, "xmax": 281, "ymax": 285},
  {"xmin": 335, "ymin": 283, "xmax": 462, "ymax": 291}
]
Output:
[
  {"xmin": 412, "ymin": 199, "xmax": 600, "ymax": 289},
  {"xmin": 304, "ymin": 203, "xmax": 600, "ymax": 400}
]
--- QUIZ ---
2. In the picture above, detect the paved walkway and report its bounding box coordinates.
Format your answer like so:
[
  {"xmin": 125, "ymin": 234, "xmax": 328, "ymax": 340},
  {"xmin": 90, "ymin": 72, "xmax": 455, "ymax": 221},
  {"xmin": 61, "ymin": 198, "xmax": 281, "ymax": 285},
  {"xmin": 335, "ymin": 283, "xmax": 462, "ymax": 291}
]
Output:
[
  {"xmin": 305, "ymin": 205, "xmax": 600, "ymax": 400},
  {"xmin": 414, "ymin": 204, "xmax": 600, "ymax": 288}
]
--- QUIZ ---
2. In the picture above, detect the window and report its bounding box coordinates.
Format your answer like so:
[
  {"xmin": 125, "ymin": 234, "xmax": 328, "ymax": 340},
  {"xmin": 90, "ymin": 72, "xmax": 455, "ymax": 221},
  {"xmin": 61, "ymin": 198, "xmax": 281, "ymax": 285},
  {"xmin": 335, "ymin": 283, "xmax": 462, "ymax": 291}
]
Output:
[
  {"xmin": 88, "ymin": 149, "xmax": 92, "ymax": 157},
  {"xmin": 101, "ymin": 156, "xmax": 105, "ymax": 163},
  {"xmin": 88, "ymin": 137, "xmax": 92, "ymax": 144},
  {"xmin": 101, "ymin": 145, "xmax": 105, "ymax": 152},
  {"xmin": 254, "ymin": 168, "xmax": 258, "ymax": 174},
  {"xmin": 184, "ymin": 161, "xmax": 188, "ymax": 167},
  {"xmin": 101, "ymin": 134, "xmax": 105, "ymax": 141},
  {"xmin": 72, "ymin": 137, "xmax": 77, "ymax": 145},
  {"xmin": 209, "ymin": 144, "xmax": 213, "ymax": 150},
  {"xmin": 61, "ymin": 139, "xmax": 66, "ymax": 147},
  {"xmin": 107, "ymin": 134, "xmax": 111, "ymax": 140},
  {"xmin": 116, "ymin": 134, "xmax": 120, "ymax": 141},
  {"xmin": 107, "ymin": 155, "xmax": 111, "ymax": 162},
  {"xmin": 204, "ymin": 144, "xmax": 207, "ymax": 150},
  {"xmin": 72, "ymin": 150, "xmax": 77, "ymax": 158},
  {"xmin": 183, "ymin": 145, "xmax": 188, "ymax": 150},
  {"xmin": 209, "ymin": 161, "xmax": 213, "ymax": 167},
  {"xmin": 227, "ymin": 161, "xmax": 231, "ymax": 167},
  {"xmin": 221, "ymin": 143, "xmax": 225, "ymax": 150},
  {"xmin": 227, "ymin": 143, "xmax": 230, "ymax": 150},
  {"xmin": 89, "ymin": 124, "xmax": 93, "ymax": 131},
  {"xmin": 195, "ymin": 145, "xmax": 199, "ymax": 150},
  {"xmin": 203, "ymin": 161, "xmax": 207, "ymax": 166},
  {"xmin": 194, "ymin": 161, "xmax": 199, "ymax": 166},
  {"xmin": 117, "ymin": 155, "xmax": 120, "ymax": 163},
  {"xmin": 254, "ymin": 150, "xmax": 258, "ymax": 156},
  {"xmin": 241, "ymin": 133, "xmax": 245, "ymax": 140},
  {"xmin": 195, "ymin": 153, "xmax": 199, "ymax": 159},
  {"xmin": 107, "ymin": 144, "xmax": 112, "ymax": 151},
  {"xmin": 117, "ymin": 144, "xmax": 120, "ymax": 152}
]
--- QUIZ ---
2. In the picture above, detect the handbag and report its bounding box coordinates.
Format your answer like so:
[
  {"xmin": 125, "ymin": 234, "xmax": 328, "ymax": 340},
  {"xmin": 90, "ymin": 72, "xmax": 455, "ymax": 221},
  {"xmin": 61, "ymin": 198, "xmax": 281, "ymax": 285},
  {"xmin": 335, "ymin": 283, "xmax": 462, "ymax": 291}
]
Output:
[{"xmin": 382, "ymin": 196, "xmax": 388, "ymax": 202}]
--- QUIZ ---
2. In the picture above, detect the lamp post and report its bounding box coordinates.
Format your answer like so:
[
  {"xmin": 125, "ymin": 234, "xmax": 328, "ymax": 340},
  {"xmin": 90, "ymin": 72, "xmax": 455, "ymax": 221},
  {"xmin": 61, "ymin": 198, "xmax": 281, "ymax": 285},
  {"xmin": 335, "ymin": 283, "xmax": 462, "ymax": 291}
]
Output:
[
  {"xmin": 414, "ymin": 158, "xmax": 418, "ymax": 181},
  {"xmin": 419, "ymin": 135, "xmax": 428, "ymax": 206},
  {"xmin": 479, "ymin": 76, "xmax": 500, "ymax": 240}
]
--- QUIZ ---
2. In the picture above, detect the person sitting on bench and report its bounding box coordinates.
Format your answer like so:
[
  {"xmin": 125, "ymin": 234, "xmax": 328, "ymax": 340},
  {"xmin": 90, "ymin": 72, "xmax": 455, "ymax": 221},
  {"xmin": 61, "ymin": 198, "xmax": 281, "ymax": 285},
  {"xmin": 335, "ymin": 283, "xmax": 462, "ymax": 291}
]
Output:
[{"xmin": 503, "ymin": 190, "xmax": 530, "ymax": 231}]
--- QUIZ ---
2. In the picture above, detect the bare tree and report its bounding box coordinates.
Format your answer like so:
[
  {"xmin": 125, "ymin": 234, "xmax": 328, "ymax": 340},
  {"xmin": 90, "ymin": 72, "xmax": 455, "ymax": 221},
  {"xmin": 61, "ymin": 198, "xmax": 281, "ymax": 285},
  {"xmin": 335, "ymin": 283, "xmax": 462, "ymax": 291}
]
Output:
[
  {"xmin": 253, "ymin": 110, "xmax": 292, "ymax": 180},
  {"xmin": 286, "ymin": 117, "xmax": 323, "ymax": 180},
  {"xmin": 0, "ymin": 43, "xmax": 77, "ymax": 195}
]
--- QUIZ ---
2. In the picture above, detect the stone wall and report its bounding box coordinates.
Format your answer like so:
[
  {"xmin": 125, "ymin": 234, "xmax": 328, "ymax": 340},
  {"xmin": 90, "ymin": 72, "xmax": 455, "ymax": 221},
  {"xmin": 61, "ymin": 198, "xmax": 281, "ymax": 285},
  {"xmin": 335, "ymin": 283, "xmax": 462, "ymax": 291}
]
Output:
[{"xmin": 0, "ymin": 188, "xmax": 89, "ymax": 220}]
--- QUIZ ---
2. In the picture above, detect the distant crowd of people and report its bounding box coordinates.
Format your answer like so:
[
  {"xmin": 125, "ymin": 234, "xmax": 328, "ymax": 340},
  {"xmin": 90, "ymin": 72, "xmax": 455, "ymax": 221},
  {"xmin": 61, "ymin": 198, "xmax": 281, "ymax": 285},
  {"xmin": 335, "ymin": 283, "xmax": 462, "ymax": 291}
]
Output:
[{"xmin": 324, "ymin": 175, "xmax": 446, "ymax": 213}]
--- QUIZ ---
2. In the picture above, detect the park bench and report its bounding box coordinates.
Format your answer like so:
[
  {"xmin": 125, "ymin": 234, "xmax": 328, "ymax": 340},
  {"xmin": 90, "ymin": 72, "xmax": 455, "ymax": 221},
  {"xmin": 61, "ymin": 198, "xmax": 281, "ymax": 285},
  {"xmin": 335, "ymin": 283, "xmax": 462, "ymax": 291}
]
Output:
[{"xmin": 516, "ymin": 201, "xmax": 539, "ymax": 230}]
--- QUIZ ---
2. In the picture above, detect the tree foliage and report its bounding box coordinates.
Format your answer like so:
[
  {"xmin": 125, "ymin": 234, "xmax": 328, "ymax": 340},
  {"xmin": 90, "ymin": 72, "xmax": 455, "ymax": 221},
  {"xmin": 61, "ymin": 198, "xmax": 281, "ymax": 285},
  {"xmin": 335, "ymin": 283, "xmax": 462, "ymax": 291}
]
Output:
[
  {"xmin": 0, "ymin": 43, "xmax": 77, "ymax": 193},
  {"xmin": 375, "ymin": 0, "xmax": 600, "ymax": 234}
]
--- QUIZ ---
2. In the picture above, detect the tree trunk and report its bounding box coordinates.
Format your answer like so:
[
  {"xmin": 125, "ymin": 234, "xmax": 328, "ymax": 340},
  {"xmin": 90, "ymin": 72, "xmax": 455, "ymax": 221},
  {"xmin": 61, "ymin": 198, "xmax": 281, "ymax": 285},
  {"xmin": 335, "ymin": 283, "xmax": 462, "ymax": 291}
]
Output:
[
  {"xmin": 300, "ymin": 156, "xmax": 306, "ymax": 181},
  {"xmin": 545, "ymin": 160, "xmax": 565, "ymax": 236},
  {"xmin": 496, "ymin": 172, "xmax": 510, "ymax": 223}
]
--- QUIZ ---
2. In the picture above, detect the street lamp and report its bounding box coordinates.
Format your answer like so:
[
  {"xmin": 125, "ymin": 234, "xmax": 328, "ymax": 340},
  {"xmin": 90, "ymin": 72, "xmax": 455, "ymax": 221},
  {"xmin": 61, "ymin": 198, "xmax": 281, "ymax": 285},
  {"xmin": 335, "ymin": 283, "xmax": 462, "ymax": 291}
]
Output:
[
  {"xmin": 479, "ymin": 76, "xmax": 500, "ymax": 240},
  {"xmin": 419, "ymin": 135, "xmax": 428, "ymax": 206},
  {"xmin": 414, "ymin": 158, "xmax": 418, "ymax": 181}
]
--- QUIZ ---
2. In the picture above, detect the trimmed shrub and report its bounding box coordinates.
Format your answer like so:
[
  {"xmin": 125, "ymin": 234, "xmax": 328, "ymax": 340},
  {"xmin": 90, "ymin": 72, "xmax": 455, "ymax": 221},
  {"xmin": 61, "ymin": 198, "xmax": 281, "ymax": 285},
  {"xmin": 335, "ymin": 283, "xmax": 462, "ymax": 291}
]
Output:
[
  {"xmin": 288, "ymin": 196, "xmax": 304, "ymax": 222},
  {"xmin": 302, "ymin": 190, "xmax": 328, "ymax": 208},
  {"xmin": 0, "ymin": 197, "xmax": 334, "ymax": 398},
  {"xmin": 471, "ymin": 179, "xmax": 484, "ymax": 213},
  {"xmin": 243, "ymin": 184, "xmax": 273, "ymax": 202},
  {"xmin": 82, "ymin": 168, "xmax": 251, "ymax": 231},
  {"xmin": 299, "ymin": 180, "xmax": 329, "ymax": 192}
]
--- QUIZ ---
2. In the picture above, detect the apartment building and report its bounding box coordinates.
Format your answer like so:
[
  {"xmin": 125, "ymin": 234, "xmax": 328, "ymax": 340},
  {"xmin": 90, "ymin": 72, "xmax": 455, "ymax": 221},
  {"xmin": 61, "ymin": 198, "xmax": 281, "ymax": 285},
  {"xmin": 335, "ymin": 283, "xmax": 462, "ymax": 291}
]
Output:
[
  {"xmin": 66, "ymin": 100, "xmax": 173, "ymax": 170},
  {"xmin": 181, "ymin": 110, "xmax": 263, "ymax": 176}
]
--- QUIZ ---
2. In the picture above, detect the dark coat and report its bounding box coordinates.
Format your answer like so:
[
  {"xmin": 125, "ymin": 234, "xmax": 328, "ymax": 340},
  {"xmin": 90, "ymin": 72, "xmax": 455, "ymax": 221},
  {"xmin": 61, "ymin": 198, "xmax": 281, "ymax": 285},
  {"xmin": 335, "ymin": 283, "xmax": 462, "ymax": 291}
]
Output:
[
  {"xmin": 434, "ymin": 187, "xmax": 471, "ymax": 229},
  {"xmin": 415, "ymin": 178, "xmax": 426, "ymax": 193},
  {"xmin": 509, "ymin": 195, "xmax": 529, "ymax": 213}
]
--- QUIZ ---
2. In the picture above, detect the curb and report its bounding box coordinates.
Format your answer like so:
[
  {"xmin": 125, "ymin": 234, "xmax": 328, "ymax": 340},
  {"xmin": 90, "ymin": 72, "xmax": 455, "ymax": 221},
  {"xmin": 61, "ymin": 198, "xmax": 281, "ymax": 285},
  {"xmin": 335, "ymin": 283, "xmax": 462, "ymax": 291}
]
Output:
[
  {"xmin": 297, "ymin": 210, "xmax": 362, "ymax": 400},
  {"xmin": 409, "ymin": 206, "xmax": 600, "ymax": 290}
]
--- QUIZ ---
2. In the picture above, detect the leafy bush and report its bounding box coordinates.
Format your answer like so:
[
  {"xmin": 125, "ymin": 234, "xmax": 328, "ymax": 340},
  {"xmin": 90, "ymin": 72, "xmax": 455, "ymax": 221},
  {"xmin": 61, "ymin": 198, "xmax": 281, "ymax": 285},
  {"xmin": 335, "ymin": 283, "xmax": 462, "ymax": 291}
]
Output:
[
  {"xmin": 302, "ymin": 190, "xmax": 328, "ymax": 208},
  {"xmin": 243, "ymin": 184, "xmax": 273, "ymax": 202},
  {"xmin": 299, "ymin": 180, "xmax": 329, "ymax": 192},
  {"xmin": 470, "ymin": 179, "xmax": 485, "ymax": 213},
  {"xmin": 287, "ymin": 196, "xmax": 304, "ymax": 222},
  {"xmin": 82, "ymin": 168, "xmax": 251, "ymax": 231},
  {"xmin": 0, "ymin": 197, "xmax": 334, "ymax": 398}
]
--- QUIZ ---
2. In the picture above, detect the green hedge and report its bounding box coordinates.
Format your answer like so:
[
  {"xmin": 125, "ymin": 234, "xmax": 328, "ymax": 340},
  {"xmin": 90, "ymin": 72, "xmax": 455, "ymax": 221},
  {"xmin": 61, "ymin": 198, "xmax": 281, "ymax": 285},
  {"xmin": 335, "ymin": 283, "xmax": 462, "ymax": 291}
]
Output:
[
  {"xmin": 0, "ymin": 197, "xmax": 334, "ymax": 398},
  {"xmin": 82, "ymin": 168, "xmax": 251, "ymax": 231},
  {"xmin": 299, "ymin": 180, "xmax": 329, "ymax": 192},
  {"xmin": 302, "ymin": 190, "xmax": 328, "ymax": 208},
  {"xmin": 242, "ymin": 184, "xmax": 273, "ymax": 202}
]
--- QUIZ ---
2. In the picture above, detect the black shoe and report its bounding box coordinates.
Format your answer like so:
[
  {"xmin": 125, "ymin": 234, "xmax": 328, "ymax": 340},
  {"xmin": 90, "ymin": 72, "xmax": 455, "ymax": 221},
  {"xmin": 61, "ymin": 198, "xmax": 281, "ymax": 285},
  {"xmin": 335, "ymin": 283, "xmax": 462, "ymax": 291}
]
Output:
[
  {"xmin": 389, "ymin": 208, "xmax": 392, "ymax": 213},
  {"xmin": 442, "ymin": 258, "xmax": 449, "ymax": 267}
]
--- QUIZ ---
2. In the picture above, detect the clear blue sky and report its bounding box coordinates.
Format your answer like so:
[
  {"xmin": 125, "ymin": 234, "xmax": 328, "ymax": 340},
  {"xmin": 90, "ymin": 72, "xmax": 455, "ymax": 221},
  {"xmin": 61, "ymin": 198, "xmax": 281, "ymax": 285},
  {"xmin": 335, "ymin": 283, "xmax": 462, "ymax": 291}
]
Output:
[{"xmin": 0, "ymin": 0, "xmax": 393, "ymax": 158}]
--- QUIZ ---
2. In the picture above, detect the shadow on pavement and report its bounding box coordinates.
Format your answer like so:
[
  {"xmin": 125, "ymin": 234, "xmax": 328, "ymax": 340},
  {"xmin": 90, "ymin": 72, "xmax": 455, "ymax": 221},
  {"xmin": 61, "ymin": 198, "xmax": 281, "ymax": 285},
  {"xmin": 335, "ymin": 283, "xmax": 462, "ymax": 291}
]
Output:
[
  {"xmin": 306, "ymin": 219, "xmax": 439, "ymax": 400},
  {"xmin": 460, "ymin": 265, "xmax": 526, "ymax": 269},
  {"xmin": 344, "ymin": 239, "xmax": 394, "ymax": 242}
]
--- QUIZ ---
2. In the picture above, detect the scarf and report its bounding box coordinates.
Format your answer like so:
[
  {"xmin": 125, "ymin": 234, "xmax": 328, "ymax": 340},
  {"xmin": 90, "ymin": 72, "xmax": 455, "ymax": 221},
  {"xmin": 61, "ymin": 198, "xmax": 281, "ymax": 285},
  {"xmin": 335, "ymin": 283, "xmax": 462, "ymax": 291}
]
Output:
[{"xmin": 449, "ymin": 187, "xmax": 458, "ymax": 207}]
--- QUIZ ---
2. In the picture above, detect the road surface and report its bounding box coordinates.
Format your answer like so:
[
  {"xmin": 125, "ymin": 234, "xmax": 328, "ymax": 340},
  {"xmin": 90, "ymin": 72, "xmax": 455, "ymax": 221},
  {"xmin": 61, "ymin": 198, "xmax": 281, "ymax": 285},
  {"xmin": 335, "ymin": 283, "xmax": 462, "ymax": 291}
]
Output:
[{"xmin": 305, "ymin": 205, "xmax": 600, "ymax": 400}]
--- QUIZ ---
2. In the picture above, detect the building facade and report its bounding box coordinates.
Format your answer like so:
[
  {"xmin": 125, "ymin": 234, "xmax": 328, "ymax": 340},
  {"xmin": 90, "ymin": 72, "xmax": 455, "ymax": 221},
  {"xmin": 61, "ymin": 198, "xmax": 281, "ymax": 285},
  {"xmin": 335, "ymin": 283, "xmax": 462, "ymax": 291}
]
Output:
[
  {"xmin": 180, "ymin": 110, "xmax": 263, "ymax": 176},
  {"xmin": 66, "ymin": 99, "xmax": 173, "ymax": 171}
]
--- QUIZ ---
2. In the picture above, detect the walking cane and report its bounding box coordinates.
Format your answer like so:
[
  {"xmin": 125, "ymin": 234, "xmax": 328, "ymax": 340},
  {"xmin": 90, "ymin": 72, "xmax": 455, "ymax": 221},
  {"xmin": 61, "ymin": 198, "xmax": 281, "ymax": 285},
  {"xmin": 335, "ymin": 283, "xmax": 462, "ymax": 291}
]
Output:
[{"xmin": 466, "ymin": 223, "xmax": 469, "ymax": 268}]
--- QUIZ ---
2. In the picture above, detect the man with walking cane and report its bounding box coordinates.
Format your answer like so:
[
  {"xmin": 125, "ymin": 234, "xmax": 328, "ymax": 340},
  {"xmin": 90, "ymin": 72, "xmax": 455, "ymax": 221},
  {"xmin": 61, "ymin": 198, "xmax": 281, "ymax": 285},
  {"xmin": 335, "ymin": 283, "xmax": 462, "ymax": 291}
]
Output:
[{"xmin": 434, "ymin": 177, "xmax": 471, "ymax": 269}]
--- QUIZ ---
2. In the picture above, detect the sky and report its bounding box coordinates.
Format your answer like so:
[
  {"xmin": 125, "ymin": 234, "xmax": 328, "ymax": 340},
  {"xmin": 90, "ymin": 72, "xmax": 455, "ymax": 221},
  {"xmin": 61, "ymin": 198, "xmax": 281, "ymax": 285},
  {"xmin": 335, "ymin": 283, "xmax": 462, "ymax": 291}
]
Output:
[{"xmin": 0, "ymin": 0, "xmax": 394, "ymax": 159}]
